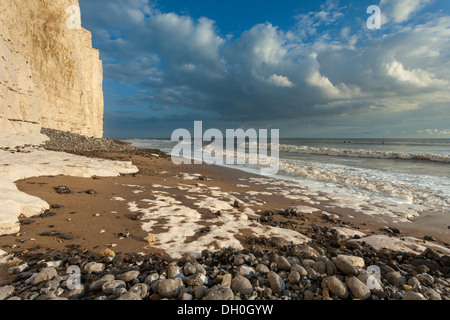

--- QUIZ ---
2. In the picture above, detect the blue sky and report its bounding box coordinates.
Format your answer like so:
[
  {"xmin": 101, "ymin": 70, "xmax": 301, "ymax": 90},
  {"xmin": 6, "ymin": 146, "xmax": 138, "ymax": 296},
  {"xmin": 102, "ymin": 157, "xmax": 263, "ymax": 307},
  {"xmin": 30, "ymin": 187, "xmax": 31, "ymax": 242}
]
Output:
[{"xmin": 78, "ymin": 0, "xmax": 450, "ymax": 138}]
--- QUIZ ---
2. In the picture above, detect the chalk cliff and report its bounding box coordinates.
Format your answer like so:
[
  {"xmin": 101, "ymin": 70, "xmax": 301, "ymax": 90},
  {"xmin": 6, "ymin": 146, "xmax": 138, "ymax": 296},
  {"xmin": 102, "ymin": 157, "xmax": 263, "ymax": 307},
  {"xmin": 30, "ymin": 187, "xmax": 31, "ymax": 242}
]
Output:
[{"xmin": 0, "ymin": 0, "xmax": 103, "ymax": 138}]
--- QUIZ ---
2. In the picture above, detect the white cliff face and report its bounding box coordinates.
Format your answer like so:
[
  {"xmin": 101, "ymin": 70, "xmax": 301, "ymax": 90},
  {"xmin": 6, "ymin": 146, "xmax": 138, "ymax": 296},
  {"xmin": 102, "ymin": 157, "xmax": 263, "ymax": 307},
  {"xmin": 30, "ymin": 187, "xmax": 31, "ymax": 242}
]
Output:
[
  {"xmin": 0, "ymin": 2, "xmax": 134, "ymax": 236},
  {"xmin": 0, "ymin": 0, "xmax": 103, "ymax": 138}
]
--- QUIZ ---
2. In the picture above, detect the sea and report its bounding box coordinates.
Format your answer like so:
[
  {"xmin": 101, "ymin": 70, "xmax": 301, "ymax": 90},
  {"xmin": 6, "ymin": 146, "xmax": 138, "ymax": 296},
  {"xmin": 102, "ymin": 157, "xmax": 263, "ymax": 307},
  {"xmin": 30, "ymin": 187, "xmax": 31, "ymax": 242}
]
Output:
[{"xmin": 126, "ymin": 138, "xmax": 450, "ymax": 212}]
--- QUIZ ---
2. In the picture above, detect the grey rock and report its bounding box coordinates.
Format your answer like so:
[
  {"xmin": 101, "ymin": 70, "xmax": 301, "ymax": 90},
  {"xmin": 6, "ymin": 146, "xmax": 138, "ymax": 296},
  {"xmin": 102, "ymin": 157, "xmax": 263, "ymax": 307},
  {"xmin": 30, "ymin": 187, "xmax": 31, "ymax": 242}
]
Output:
[
  {"xmin": 403, "ymin": 291, "xmax": 427, "ymax": 300},
  {"xmin": 237, "ymin": 265, "xmax": 256, "ymax": 278},
  {"xmin": 63, "ymin": 284, "xmax": 86, "ymax": 300},
  {"xmin": 346, "ymin": 276, "xmax": 371, "ymax": 300},
  {"xmin": 327, "ymin": 276, "xmax": 349, "ymax": 299},
  {"xmin": 115, "ymin": 287, "xmax": 128, "ymax": 298},
  {"xmin": 421, "ymin": 287, "xmax": 441, "ymax": 300},
  {"xmin": 288, "ymin": 271, "xmax": 301, "ymax": 284},
  {"xmin": 158, "ymin": 279, "xmax": 181, "ymax": 299},
  {"xmin": 313, "ymin": 261, "xmax": 327, "ymax": 274},
  {"xmin": 129, "ymin": 283, "xmax": 147, "ymax": 299},
  {"xmin": 116, "ymin": 270, "xmax": 140, "ymax": 282},
  {"xmin": 267, "ymin": 271, "xmax": 285, "ymax": 295},
  {"xmin": 116, "ymin": 292, "xmax": 142, "ymax": 300},
  {"xmin": 102, "ymin": 280, "xmax": 126, "ymax": 295},
  {"xmin": 182, "ymin": 293, "xmax": 193, "ymax": 300},
  {"xmin": 291, "ymin": 264, "xmax": 308, "ymax": 277},
  {"xmin": 31, "ymin": 267, "xmax": 58, "ymax": 285},
  {"xmin": 232, "ymin": 275, "xmax": 253, "ymax": 296},
  {"xmin": 234, "ymin": 254, "xmax": 250, "ymax": 266},
  {"xmin": 275, "ymin": 255, "xmax": 291, "ymax": 271},
  {"xmin": 89, "ymin": 274, "xmax": 115, "ymax": 291},
  {"xmin": 333, "ymin": 257, "xmax": 359, "ymax": 276},
  {"xmin": 256, "ymin": 264, "xmax": 270, "ymax": 274},
  {"xmin": 185, "ymin": 273, "xmax": 208, "ymax": 286},
  {"xmin": 417, "ymin": 273, "xmax": 434, "ymax": 286},
  {"xmin": 168, "ymin": 265, "xmax": 183, "ymax": 279},
  {"xmin": 194, "ymin": 285, "xmax": 208, "ymax": 300},
  {"xmin": 203, "ymin": 285, "xmax": 234, "ymax": 300},
  {"xmin": 221, "ymin": 274, "xmax": 232, "ymax": 289},
  {"xmin": 306, "ymin": 267, "xmax": 320, "ymax": 280},
  {"xmin": 385, "ymin": 271, "xmax": 406, "ymax": 287},
  {"xmin": 144, "ymin": 272, "xmax": 160, "ymax": 285},
  {"xmin": 303, "ymin": 290, "xmax": 314, "ymax": 300},
  {"xmin": 302, "ymin": 259, "xmax": 316, "ymax": 268},
  {"xmin": 0, "ymin": 285, "xmax": 15, "ymax": 300},
  {"xmin": 84, "ymin": 262, "xmax": 105, "ymax": 273},
  {"xmin": 183, "ymin": 263, "xmax": 197, "ymax": 276},
  {"xmin": 6, "ymin": 297, "xmax": 21, "ymax": 300}
]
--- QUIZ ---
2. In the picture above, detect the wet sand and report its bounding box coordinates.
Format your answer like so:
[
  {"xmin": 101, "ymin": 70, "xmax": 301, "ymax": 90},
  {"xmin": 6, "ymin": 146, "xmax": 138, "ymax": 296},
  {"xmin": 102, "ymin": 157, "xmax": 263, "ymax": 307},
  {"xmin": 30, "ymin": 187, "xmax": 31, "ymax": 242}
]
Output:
[{"xmin": 1, "ymin": 151, "xmax": 448, "ymax": 261}]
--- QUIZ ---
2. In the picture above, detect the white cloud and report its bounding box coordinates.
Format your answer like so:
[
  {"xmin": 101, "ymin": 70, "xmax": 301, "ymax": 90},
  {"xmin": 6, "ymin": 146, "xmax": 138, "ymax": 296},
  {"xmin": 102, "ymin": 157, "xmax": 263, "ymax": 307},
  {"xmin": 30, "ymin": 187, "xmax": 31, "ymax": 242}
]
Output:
[
  {"xmin": 386, "ymin": 60, "xmax": 447, "ymax": 87},
  {"xmin": 268, "ymin": 74, "xmax": 295, "ymax": 88},
  {"xmin": 418, "ymin": 129, "xmax": 450, "ymax": 135},
  {"xmin": 380, "ymin": 0, "xmax": 434, "ymax": 23},
  {"xmin": 79, "ymin": 0, "xmax": 450, "ymax": 133}
]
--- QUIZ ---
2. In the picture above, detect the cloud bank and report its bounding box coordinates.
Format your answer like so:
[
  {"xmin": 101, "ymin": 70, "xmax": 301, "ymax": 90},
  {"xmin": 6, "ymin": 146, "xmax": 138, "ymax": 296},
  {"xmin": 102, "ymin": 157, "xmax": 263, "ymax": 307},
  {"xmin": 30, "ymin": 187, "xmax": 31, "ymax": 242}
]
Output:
[{"xmin": 79, "ymin": 0, "xmax": 450, "ymax": 137}]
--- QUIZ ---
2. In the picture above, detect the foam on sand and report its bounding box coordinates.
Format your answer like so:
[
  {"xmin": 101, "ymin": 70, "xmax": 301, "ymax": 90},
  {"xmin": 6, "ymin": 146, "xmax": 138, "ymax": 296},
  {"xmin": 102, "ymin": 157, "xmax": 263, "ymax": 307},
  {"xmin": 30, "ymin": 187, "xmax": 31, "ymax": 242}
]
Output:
[
  {"xmin": 354, "ymin": 235, "xmax": 450, "ymax": 255},
  {"xmin": 126, "ymin": 183, "xmax": 310, "ymax": 259},
  {"xmin": 0, "ymin": 134, "xmax": 138, "ymax": 235}
]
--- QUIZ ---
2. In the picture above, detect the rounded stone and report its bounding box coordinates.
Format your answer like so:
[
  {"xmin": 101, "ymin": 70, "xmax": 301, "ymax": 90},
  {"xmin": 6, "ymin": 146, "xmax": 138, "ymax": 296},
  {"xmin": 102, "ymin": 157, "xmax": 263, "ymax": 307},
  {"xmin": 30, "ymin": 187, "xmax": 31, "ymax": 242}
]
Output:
[
  {"xmin": 346, "ymin": 276, "xmax": 371, "ymax": 300},
  {"xmin": 327, "ymin": 276, "xmax": 349, "ymax": 299},
  {"xmin": 333, "ymin": 257, "xmax": 359, "ymax": 276},
  {"xmin": 89, "ymin": 274, "xmax": 115, "ymax": 291},
  {"xmin": 102, "ymin": 280, "xmax": 126, "ymax": 295},
  {"xmin": 203, "ymin": 285, "xmax": 234, "ymax": 300},
  {"xmin": 158, "ymin": 279, "xmax": 181, "ymax": 299},
  {"xmin": 116, "ymin": 270, "xmax": 140, "ymax": 282},
  {"xmin": 84, "ymin": 262, "xmax": 105, "ymax": 273},
  {"xmin": 267, "ymin": 271, "xmax": 285, "ymax": 295},
  {"xmin": 275, "ymin": 255, "xmax": 291, "ymax": 271},
  {"xmin": 231, "ymin": 275, "xmax": 253, "ymax": 296}
]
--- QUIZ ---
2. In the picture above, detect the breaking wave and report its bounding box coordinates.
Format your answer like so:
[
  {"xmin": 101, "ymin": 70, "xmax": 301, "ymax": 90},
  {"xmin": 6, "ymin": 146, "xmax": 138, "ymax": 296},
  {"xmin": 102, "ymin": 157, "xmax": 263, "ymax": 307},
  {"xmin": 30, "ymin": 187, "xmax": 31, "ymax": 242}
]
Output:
[{"xmin": 280, "ymin": 144, "xmax": 450, "ymax": 163}]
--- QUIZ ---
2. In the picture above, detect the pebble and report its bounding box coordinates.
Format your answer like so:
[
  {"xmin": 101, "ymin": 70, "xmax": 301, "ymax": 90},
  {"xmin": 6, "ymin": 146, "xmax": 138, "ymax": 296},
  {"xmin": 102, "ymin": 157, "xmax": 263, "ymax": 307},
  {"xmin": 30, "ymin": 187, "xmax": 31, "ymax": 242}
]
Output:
[
  {"xmin": 403, "ymin": 291, "xmax": 427, "ymax": 300},
  {"xmin": 267, "ymin": 271, "xmax": 285, "ymax": 295},
  {"xmin": 231, "ymin": 275, "xmax": 253, "ymax": 296},
  {"xmin": 194, "ymin": 285, "xmax": 207, "ymax": 300},
  {"xmin": 116, "ymin": 270, "xmax": 140, "ymax": 282},
  {"xmin": 346, "ymin": 276, "xmax": 371, "ymax": 300},
  {"xmin": 31, "ymin": 267, "xmax": 58, "ymax": 285},
  {"xmin": 416, "ymin": 273, "xmax": 434, "ymax": 286},
  {"xmin": 84, "ymin": 262, "xmax": 105, "ymax": 273},
  {"xmin": 327, "ymin": 276, "xmax": 349, "ymax": 299},
  {"xmin": 385, "ymin": 271, "xmax": 407, "ymax": 288},
  {"xmin": 288, "ymin": 271, "xmax": 301, "ymax": 284},
  {"xmin": 203, "ymin": 285, "xmax": 234, "ymax": 300},
  {"xmin": 275, "ymin": 255, "xmax": 291, "ymax": 271},
  {"xmin": 129, "ymin": 283, "xmax": 148, "ymax": 299},
  {"xmin": 237, "ymin": 265, "xmax": 256, "ymax": 278},
  {"xmin": 89, "ymin": 274, "xmax": 115, "ymax": 291},
  {"xmin": 102, "ymin": 280, "xmax": 126, "ymax": 295},
  {"xmin": 333, "ymin": 257, "xmax": 359, "ymax": 276},
  {"xmin": 0, "ymin": 286, "xmax": 15, "ymax": 300},
  {"xmin": 256, "ymin": 264, "xmax": 270, "ymax": 274},
  {"xmin": 158, "ymin": 279, "xmax": 181, "ymax": 299},
  {"xmin": 291, "ymin": 264, "xmax": 308, "ymax": 277},
  {"xmin": 116, "ymin": 292, "xmax": 142, "ymax": 300},
  {"xmin": 183, "ymin": 263, "xmax": 197, "ymax": 276}
]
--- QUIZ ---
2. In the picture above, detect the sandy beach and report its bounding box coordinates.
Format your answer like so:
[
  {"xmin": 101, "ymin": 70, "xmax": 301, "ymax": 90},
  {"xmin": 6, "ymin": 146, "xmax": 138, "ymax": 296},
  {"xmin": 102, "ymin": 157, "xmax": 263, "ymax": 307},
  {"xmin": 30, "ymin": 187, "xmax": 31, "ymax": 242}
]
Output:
[
  {"xmin": 2, "ymin": 148, "xmax": 448, "ymax": 259},
  {"xmin": 0, "ymin": 131, "xmax": 449, "ymax": 301}
]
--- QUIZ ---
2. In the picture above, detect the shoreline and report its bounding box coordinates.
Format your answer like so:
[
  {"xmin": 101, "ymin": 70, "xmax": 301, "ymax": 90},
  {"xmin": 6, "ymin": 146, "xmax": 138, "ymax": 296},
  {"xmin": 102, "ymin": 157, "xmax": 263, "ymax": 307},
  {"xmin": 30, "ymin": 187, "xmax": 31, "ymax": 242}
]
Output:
[{"xmin": 0, "ymin": 129, "xmax": 449, "ymax": 300}]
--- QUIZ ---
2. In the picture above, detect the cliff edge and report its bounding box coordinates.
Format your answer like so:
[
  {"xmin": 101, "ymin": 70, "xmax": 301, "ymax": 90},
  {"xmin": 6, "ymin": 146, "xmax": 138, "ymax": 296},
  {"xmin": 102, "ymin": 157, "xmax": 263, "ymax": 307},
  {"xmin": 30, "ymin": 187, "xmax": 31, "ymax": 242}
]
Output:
[{"xmin": 0, "ymin": 0, "xmax": 103, "ymax": 139}]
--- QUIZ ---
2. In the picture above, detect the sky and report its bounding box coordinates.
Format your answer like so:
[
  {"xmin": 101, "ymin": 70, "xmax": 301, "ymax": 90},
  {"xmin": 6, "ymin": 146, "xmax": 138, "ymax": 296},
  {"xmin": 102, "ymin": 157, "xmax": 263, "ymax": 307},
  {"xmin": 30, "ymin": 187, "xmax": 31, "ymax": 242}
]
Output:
[{"xmin": 78, "ymin": 0, "xmax": 450, "ymax": 139}]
